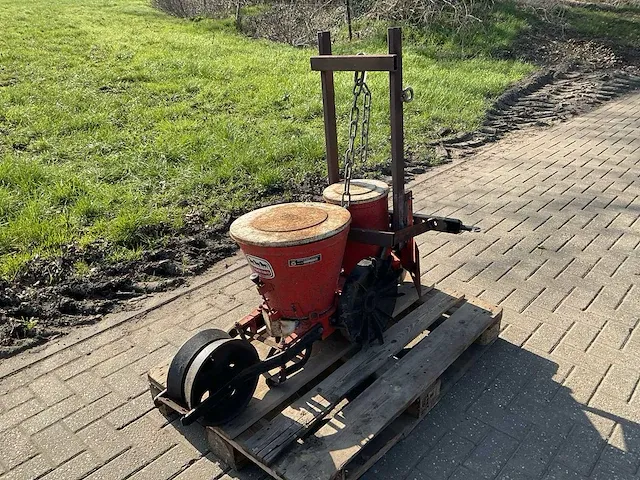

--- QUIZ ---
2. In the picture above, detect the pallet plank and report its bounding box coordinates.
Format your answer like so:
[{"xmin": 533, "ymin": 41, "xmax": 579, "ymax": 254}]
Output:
[
  {"xmin": 246, "ymin": 289, "xmax": 464, "ymax": 465},
  {"xmin": 274, "ymin": 300, "xmax": 495, "ymax": 480},
  {"xmin": 341, "ymin": 381, "xmax": 441, "ymax": 480},
  {"xmin": 223, "ymin": 334, "xmax": 356, "ymax": 440}
]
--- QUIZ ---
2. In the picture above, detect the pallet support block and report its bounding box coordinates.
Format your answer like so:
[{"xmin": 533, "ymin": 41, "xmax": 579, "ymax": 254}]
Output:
[
  {"xmin": 476, "ymin": 317, "xmax": 501, "ymax": 345},
  {"xmin": 206, "ymin": 428, "xmax": 250, "ymax": 470},
  {"xmin": 407, "ymin": 378, "xmax": 441, "ymax": 419}
]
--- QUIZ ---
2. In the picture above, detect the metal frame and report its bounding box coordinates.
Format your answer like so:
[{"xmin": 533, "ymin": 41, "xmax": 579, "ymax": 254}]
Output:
[
  {"xmin": 158, "ymin": 28, "xmax": 478, "ymax": 427},
  {"xmin": 314, "ymin": 27, "xmax": 476, "ymax": 297},
  {"xmin": 349, "ymin": 215, "xmax": 476, "ymax": 248},
  {"xmin": 314, "ymin": 27, "xmax": 407, "ymax": 233},
  {"xmin": 310, "ymin": 55, "xmax": 397, "ymax": 72}
]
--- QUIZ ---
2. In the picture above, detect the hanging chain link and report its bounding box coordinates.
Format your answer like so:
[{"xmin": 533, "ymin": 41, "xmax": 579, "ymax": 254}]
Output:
[
  {"xmin": 359, "ymin": 80, "xmax": 371, "ymax": 167},
  {"xmin": 341, "ymin": 70, "xmax": 372, "ymax": 208}
]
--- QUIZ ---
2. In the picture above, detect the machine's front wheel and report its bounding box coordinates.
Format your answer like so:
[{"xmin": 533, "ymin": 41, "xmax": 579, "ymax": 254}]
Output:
[{"xmin": 167, "ymin": 329, "xmax": 260, "ymax": 425}]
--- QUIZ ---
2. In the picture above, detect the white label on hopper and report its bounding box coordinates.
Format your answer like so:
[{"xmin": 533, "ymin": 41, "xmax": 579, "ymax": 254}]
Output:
[
  {"xmin": 288, "ymin": 254, "xmax": 322, "ymax": 267},
  {"xmin": 246, "ymin": 255, "xmax": 275, "ymax": 279}
]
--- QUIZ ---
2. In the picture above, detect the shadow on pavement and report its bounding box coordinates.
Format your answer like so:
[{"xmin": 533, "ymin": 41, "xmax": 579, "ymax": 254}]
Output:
[{"xmin": 364, "ymin": 338, "xmax": 639, "ymax": 480}]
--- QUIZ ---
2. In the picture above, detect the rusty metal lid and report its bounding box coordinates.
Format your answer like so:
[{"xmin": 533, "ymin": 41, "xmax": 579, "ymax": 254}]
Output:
[
  {"xmin": 322, "ymin": 179, "xmax": 389, "ymax": 205},
  {"xmin": 230, "ymin": 202, "xmax": 351, "ymax": 247}
]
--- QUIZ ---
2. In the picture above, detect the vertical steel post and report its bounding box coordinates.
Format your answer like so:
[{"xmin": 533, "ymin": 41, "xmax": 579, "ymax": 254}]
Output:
[
  {"xmin": 345, "ymin": 0, "xmax": 353, "ymax": 41},
  {"xmin": 318, "ymin": 31, "xmax": 340, "ymax": 185},
  {"xmin": 388, "ymin": 27, "xmax": 406, "ymax": 231}
]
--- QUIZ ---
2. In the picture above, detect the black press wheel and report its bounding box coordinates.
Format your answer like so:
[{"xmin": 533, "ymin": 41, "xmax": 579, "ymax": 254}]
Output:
[
  {"xmin": 166, "ymin": 329, "xmax": 260, "ymax": 425},
  {"xmin": 167, "ymin": 328, "xmax": 230, "ymax": 403},
  {"xmin": 183, "ymin": 337, "xmax": 259, "ymax": 425}
]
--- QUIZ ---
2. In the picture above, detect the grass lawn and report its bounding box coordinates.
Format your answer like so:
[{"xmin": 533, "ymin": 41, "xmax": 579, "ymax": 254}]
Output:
[
  {"xmin": 0, "ymin": 0, "xmax": 536, "ymax": 279},
  {"xmin": 566, "ymin": 6, "xmax": 640, "ymax": 48}
]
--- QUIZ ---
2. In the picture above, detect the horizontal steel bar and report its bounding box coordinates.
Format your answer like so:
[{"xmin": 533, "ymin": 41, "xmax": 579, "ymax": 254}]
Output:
[
  {"xmin": 153, "ymin": 390, "xmax": 189, "ymax": 416},
  {"xmin": 348, "ymin": 228, "xmax": 396, "ymax": 247},
  {"xmin": 310, "ymin": 55, "xmax": 397, "ymax": 72},
  {"xmin": 350, "ymin": 215, "xmax": 471, "ymax": 247}
]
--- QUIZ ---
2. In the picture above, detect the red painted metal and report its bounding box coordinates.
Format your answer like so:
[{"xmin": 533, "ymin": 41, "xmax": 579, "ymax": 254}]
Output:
[
  {"xmin": 340, "ymin": 196, "xmax": 389, "ymax": 274},
  {"xmin": 276, "ymin": 304, "xmax": 337, "ymax": 340},
  {"xmin": 323, "ymin": 181, "xmax": 390, "ymax": 274},
  {"xmin": 234, "ymin": 228, "xmax": 349, "ymax": 322},
  {"xmin": 235, "ymin": 308, "xmax": 262, "ymax": 336},
  {"xmin": 233, "ymin": 290, "xmax": 338, "ymax": 341}
]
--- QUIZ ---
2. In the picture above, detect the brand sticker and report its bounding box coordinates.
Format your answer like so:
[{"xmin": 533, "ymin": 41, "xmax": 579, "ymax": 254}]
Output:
[
  {"xmin": 246, "ymin": 255, "xmax": 275, "ymax": 279},
  {"xmin": 288, "ymin": 253, "xmax": 322, "ymax": 268}
]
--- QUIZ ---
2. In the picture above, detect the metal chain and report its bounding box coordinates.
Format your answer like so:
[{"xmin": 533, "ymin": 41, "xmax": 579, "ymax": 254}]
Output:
[
  {"xmin": 341, "ymin": 70, "xmax": 371, "ymax": 208},
  {"xmin": 359, "ymin": 80, "xmax": 371, "ymax": 168}
]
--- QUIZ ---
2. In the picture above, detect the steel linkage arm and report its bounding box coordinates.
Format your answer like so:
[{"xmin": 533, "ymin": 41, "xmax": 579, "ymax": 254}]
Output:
[
  {"xmin": 180, "ymin": 323, "xmax": 324, "ymax": 426},
  {"xmin": 348, "ymin": 215, "xmax": 479, "ymax": 248}
]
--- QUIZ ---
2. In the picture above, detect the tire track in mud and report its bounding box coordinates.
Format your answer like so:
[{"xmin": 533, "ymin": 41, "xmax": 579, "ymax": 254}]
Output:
[{"xmin": 431, "ymin": 66, "xmax": 640, "ymax": 158}]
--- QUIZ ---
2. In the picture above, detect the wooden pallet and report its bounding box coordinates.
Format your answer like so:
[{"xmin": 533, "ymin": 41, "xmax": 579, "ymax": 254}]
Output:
[{"xmin": 148, "ymin": 281, "xmax": 501, "ymax": 480}]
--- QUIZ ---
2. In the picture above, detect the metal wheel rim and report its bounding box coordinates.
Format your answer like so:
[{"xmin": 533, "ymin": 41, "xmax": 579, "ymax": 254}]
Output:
[
  {"xmin": 181, "ymin": 338, "xmax": 260, "ymax": 425},
  {"xmin": 183, "ymin": 338, "xmax": 230, "ymax": 410}
]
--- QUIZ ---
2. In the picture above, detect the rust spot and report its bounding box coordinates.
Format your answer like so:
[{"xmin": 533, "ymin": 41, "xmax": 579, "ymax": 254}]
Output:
[{"xmin": 251, "ymin": 204, "xmax": 328, "ymax": 233}]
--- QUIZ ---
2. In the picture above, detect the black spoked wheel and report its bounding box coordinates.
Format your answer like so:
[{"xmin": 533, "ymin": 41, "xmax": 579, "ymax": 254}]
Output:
[
  {"xmin": 167, "ymin": 329, "xmax": 260, "ymax": 425},
  {"xmin": 338, "ymin": 256, "xmax": 400, "ymax": 346}
]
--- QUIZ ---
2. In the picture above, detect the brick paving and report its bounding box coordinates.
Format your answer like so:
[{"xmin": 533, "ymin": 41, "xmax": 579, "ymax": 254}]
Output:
[{"xmin": 1, "ymin": 92, "xmax": 639, "ymax": 480}]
